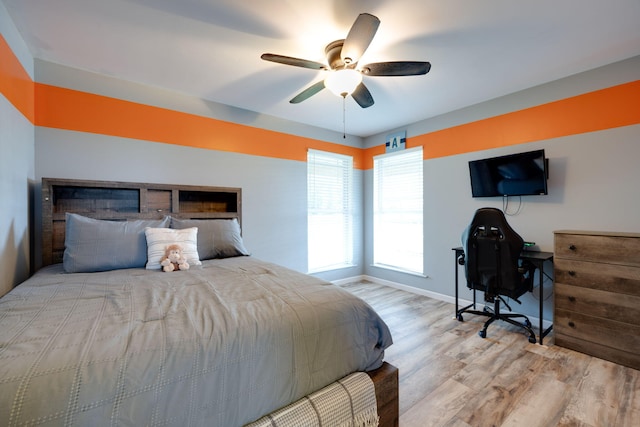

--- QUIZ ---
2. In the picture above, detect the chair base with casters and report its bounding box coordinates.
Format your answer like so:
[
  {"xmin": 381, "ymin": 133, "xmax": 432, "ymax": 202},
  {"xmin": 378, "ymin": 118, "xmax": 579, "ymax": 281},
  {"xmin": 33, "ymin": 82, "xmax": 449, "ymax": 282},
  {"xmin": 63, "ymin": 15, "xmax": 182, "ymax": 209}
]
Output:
[{"xmin": 456, "ymin": 294, "xmax": 537, "ymax": 344}]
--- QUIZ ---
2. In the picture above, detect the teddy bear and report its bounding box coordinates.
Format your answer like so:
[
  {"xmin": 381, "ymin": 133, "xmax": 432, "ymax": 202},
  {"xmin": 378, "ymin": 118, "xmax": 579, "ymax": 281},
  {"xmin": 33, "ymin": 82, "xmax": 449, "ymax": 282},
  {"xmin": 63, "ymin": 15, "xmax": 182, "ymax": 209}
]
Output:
[{"xmin": 160, "ymin": 244, "xmax": 190, "ymax": 272}]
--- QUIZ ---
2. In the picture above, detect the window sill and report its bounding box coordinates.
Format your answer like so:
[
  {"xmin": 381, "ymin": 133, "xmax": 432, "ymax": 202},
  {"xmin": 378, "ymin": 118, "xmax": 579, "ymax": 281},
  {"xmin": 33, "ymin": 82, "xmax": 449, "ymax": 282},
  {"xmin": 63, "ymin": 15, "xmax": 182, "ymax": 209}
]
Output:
[
  {"xmin": 308, "ymin": 263, "xmax": 356, "ymax": 274},
  {"xmin": 371, "ymin": 263, "xmax": 427, "ymax": 278}
]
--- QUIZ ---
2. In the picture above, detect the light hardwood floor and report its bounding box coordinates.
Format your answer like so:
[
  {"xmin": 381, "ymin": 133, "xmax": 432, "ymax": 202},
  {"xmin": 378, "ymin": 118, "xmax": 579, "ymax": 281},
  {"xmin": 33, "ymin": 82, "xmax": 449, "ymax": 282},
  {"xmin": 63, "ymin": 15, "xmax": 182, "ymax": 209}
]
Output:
[{"xmin": 339, "ymin": 280, "xmax": 640, "ymax": 427}]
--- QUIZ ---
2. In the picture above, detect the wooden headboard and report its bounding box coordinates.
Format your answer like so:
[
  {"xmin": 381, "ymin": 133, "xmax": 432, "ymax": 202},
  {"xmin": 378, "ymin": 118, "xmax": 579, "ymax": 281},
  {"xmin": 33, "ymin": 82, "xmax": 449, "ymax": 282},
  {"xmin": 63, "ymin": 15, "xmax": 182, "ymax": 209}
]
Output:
[{"xmin": 41, "ymin": 178, "xmax": 242, "ymax": 266}]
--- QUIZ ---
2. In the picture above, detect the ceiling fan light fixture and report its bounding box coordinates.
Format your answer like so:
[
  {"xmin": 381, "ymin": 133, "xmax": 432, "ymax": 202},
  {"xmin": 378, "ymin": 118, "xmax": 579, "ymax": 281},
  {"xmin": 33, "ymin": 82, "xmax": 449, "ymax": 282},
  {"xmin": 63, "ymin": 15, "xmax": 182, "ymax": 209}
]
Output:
[
  {"xmin": 325, "ymin": 69, "xmax": 362, "ymax": 97},
  {"xmin": 261, "ymin": 13, "xmax": 429, "ymax": 108}
]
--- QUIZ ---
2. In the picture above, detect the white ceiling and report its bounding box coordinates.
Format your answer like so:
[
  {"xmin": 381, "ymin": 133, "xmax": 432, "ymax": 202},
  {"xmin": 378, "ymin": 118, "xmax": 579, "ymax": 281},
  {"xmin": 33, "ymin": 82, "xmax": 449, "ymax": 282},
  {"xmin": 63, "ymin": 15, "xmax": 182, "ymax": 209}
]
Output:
[{"xmin": 3, "ymin": 0, "xmax": 640, "ymax": 137}]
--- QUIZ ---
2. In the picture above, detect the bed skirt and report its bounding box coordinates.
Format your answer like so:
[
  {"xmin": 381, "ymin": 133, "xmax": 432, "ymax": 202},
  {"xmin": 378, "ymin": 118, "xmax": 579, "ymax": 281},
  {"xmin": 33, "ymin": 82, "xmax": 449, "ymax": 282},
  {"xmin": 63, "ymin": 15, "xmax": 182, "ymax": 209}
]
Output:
[{"xmin": 245, "ymin": 372, "xmax": 379, "ymax": 427}]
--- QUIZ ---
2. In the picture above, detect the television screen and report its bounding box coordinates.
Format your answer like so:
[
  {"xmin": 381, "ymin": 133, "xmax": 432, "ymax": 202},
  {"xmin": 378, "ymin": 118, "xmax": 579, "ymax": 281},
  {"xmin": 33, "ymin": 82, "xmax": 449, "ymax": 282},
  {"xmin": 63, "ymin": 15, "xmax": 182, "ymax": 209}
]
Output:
[{"xmin": 468, "ymin": 149, "xmax": 548, "ymax": 197}]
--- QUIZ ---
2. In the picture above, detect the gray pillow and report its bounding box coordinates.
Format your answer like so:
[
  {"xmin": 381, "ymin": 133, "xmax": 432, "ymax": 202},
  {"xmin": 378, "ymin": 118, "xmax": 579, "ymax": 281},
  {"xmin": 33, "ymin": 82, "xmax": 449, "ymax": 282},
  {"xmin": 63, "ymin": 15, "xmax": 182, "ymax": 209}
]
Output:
[
  {"xmin": 171, "ymin": 218, "xmax": 249, "ymax": 260},
  {"xmin": 63, "ymin": 213, "xmax": 170, "ymax": 273}
]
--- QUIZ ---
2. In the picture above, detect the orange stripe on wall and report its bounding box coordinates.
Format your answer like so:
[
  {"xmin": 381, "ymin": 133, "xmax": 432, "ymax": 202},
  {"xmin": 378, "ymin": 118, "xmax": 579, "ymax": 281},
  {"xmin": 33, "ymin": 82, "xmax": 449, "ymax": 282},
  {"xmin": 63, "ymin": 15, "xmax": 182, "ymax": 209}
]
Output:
[
  {"xmin": 361, "ymin": 80, "xmax": 640, "ymax": 169},
  {"xmin": 35, "ymin": 83, "xmax": 365, "ymax": 169},
  {"xmin": 34, "ymin": 76, "xmax": 638, "ymax": 170},
  {"xmin": 419, "ymin": 81, "xmax": 640, "ymax": 159},
  {"xmin": 0, "ymin": 35, "xmax": 34, "ymax": 122}
]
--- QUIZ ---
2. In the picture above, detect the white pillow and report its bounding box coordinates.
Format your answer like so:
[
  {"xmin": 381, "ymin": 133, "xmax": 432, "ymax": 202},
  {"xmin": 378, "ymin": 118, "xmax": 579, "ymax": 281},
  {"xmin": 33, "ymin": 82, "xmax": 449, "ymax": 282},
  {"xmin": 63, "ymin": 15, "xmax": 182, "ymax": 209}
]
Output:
[{"xmin": 145, "ymin": 227, "xmax": 202, "ymax": 270}]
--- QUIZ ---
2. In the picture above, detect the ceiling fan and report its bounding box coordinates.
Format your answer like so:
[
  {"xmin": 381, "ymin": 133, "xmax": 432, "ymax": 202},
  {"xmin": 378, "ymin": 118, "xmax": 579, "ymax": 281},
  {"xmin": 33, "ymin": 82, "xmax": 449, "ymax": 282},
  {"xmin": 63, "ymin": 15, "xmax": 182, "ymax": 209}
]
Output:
[{"xmin": 261, "ymin": 13, "xmax": 431, "ymax": 108}]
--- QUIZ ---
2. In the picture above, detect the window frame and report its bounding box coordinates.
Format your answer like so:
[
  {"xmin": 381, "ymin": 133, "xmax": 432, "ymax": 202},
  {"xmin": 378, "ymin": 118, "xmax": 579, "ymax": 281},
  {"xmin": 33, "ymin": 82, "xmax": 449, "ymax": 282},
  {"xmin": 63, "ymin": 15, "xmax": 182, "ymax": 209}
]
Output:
[
  {"xmin": 307, "ymin": 149, "xmax": 355, "ymax": 273},
  {"xmin": 372, "ymin": 146, "xmax": 424, "ymax": 275}
]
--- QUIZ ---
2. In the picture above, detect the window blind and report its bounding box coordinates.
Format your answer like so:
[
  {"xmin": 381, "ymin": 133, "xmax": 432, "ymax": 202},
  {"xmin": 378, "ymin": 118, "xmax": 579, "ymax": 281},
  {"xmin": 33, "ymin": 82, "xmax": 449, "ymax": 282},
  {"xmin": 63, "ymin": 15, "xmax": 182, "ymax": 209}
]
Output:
[
  {"xmin": 307, "ymin": 149, "xmax": 354, "ymax": 272},
  {"xmin": 373, "ymin": 147, "xmax": 423, "ymax": 274}
]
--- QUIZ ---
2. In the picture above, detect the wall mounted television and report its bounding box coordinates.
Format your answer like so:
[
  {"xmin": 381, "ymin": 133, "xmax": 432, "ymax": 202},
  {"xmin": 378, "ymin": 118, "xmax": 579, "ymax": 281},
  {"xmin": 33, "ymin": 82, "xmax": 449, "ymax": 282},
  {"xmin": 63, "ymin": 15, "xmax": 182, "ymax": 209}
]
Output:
[{"xmin": 468, "ymin": 149, "xmax": 548, "ymax": 197}]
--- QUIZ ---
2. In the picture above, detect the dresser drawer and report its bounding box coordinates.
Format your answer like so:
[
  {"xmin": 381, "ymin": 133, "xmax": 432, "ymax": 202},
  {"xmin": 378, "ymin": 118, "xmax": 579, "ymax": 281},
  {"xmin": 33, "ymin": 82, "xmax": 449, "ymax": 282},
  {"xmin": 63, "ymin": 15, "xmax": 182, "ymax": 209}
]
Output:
[
  {"xmin": 554, "ymin": 332, "xmax": 640, "ymax": 371},
  {"xmin": 554, "ymin": 308, "xmax": 640, "ymax": 356},
  {"xmin": 555, "ymin": 283, "xmax": 640, "ymax": 326},
  {"xmin": 554, "ymin": 258, "xmax": 640, "ymax": 297},
  {"xmin": 555, "ymin": 232, "xmax": 640, "ymax": 267}
]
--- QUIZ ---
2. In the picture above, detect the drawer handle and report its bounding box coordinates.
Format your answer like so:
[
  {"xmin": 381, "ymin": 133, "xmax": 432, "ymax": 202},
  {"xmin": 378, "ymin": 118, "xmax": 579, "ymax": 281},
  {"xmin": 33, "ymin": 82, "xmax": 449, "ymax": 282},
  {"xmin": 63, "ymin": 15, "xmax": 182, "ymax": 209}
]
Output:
[
  {"xmin": 568, "ymin": 244, "xmax": 576, "ymax": 251},
  {"xmin": 568, "ymin": 321, "xmax": 575, "ymax": 328},
  {"xmin": 568, "ymin": 296, "xmax": 576, "ymax": 303},
  {"xmin": 568, "ymin": 271, "xmax": 576, "ymax": 277}
]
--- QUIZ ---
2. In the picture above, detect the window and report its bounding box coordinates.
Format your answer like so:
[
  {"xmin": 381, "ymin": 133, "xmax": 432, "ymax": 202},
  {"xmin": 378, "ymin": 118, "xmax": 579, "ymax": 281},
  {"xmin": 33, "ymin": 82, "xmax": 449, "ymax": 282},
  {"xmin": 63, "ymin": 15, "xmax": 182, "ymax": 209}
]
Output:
[
  {"xmin": 373, "ymin": 147, "xmax": 423, "ymax": 274},
  {"xmin": 307, "ymin": 149, "xmax": 354, "ymax": 272}
]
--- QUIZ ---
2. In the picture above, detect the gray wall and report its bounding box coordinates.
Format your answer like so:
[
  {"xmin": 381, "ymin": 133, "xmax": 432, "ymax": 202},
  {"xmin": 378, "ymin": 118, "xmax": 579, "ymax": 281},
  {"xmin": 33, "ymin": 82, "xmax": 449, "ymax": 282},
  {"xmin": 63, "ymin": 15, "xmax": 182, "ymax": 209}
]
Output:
[
  {"xmin": 0, "ymin": 2, "xmax": 35, "ymax": 296},
  {"xmin": 33, "ymin": 131, "xmax": 308, "ymax": 273}
]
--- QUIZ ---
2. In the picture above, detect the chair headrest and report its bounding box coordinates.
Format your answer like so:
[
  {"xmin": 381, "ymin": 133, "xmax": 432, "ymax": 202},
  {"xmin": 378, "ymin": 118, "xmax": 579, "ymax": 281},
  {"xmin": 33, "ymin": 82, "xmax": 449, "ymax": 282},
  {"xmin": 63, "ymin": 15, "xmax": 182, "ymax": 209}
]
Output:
[{"xmin": 462, "ymin": 207, "xmax": 523, "ymax": 248}]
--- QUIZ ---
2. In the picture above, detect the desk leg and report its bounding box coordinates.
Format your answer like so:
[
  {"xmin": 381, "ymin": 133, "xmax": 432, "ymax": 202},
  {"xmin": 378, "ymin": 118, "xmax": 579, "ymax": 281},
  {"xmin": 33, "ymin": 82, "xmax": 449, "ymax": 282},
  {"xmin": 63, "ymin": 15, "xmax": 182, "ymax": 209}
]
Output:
[
  {"xmin": 537, "ymin": 261, "xmax": 554, "ymax": 346},
  {"xmin": 454, "ymin": 252, "xmax": 459, "ymax": 317},
  {"xmin": 539, "ymin": 264, "xmax": 544, "ymax": 345},
  {"xmin": 540, "ymin": 261, "xmax": 553, "ymax": 345}
]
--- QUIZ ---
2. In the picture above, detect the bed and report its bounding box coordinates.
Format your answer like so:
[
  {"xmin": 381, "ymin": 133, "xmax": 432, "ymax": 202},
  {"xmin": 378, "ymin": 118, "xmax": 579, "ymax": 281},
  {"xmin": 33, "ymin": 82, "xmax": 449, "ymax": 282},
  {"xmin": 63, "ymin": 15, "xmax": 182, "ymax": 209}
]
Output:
[{"xmin": 0, "ymin": 178, "xmax": 398, "ymax": 426}]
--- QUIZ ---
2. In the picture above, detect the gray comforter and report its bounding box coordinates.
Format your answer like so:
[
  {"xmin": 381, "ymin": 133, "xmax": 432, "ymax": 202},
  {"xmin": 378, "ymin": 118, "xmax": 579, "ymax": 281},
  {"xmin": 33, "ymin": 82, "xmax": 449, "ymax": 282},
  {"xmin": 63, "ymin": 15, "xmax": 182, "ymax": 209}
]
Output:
[{"xmin": 0, "ymin": 257, "xmax": 392, "ymax": 426}]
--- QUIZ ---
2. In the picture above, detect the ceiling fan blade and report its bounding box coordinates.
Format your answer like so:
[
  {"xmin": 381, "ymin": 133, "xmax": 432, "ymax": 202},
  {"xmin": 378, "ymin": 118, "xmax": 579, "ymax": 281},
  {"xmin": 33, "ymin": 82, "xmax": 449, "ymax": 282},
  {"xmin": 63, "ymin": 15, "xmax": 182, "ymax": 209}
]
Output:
[
  {"xmin": 351, "ymin": 82, "xmax": 374, "ymax": 108},
  {"xmin": 361, "ymin": 61, "xmax": 431, "ymax": 76},
  {"xmin": 290, "ymin": 80, "xmax": 326, "ymax": 104},
  {"xmin": 261, "ymin": 53, "xmax": 327, "ymax": 70},
  {"xmin": 341, "ymin": 13, "xmax": 380, "ymax": 65}
]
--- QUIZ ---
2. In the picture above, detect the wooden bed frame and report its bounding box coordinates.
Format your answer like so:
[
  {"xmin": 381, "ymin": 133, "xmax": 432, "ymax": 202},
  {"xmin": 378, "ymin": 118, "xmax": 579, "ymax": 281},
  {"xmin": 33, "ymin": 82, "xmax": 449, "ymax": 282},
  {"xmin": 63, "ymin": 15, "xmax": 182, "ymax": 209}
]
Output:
[{"xmin": 41, "ymin": 177, "xmax": 399, "ymax": 427}]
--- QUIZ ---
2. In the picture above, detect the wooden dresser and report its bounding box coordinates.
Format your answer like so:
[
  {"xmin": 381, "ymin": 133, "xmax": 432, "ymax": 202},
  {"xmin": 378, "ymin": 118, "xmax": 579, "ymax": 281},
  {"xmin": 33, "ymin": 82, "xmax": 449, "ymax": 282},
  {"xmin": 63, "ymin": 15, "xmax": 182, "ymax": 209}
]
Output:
[{"xmin": 554, "ymin": 230, "xmax": 640, "ymax": 370}]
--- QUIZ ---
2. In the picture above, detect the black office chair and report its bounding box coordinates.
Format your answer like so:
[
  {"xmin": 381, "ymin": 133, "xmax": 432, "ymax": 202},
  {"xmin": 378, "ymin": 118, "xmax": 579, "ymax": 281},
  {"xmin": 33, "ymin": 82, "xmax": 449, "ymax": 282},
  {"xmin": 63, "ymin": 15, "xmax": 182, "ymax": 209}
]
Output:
[{"xmin": 456, "ymin": 207, "xmax": 537, "ymax": 343}]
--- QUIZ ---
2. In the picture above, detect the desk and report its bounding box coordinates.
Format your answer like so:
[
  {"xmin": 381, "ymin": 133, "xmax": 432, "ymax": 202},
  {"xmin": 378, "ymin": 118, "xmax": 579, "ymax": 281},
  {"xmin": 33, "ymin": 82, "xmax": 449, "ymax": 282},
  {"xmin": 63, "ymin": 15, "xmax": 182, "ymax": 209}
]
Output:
[{"xmin": 452, "ymin": 247, "xmax": 554, "ymax": 345}]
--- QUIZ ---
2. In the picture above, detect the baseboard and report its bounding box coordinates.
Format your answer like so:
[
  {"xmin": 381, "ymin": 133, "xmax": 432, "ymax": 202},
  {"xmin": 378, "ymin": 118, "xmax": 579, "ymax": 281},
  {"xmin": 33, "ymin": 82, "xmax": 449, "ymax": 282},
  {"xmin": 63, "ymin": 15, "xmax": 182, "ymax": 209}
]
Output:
[
  {"xmin": 333, "ymin": 275, "xmax": 553, "ymax": 332},
  {"xmin": 331, "ymin": 275, "xmax": 368, "ymax": 287}
]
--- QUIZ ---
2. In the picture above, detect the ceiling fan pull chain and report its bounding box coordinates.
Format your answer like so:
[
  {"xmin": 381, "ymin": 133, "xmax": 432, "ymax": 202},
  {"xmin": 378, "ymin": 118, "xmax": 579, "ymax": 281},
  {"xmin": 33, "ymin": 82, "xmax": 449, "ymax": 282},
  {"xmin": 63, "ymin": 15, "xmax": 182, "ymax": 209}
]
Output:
[{"xmin": 342, "ymin": 95, "xmax": 347, "ymax": 138}]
